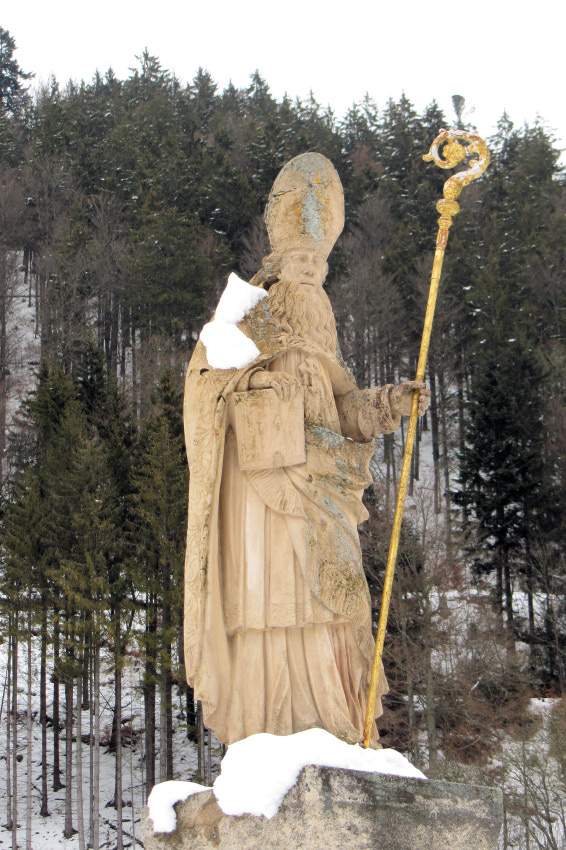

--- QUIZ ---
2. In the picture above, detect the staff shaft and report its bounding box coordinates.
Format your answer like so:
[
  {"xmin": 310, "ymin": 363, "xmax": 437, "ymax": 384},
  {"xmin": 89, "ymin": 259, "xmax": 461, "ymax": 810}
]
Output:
[{"xmin": 362, "ymin": 242, "xmax": 446, "ymax": 747}]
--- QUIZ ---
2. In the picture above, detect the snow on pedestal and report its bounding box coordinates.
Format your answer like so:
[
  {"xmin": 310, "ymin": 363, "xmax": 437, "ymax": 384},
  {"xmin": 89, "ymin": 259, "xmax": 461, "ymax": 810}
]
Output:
[
  {"xmin": 148, "ymin": 728, "xmax": 425, "ymax": 832},
  {"xmin": 214, "ymin": 728, "xmax": 426, "ymax": 819},
  {"xmin": 147, "ymin": 780, "xmax": 210, "ymax": 833},
  {"xmin": 143, "ymin": 730, "xmax": 503, "ymax": 850}
]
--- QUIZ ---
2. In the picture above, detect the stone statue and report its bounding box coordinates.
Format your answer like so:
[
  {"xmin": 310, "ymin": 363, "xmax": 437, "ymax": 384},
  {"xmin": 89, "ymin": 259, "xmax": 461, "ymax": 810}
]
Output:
[{"xmin": 183, "ymin": 153, "xmax": 430, "ymax": 747}]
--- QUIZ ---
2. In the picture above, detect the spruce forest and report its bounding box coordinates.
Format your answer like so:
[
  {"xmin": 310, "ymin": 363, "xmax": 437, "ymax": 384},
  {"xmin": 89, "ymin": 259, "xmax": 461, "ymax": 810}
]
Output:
[{"xmin": 1, "ymin": 26, "xmax": 566, "ymax": 850}]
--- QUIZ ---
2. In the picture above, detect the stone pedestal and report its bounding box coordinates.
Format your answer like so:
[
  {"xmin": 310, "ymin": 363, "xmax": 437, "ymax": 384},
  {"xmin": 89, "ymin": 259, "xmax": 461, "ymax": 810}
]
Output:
[{"xmin": 141, "ymin": 765, "xmax": 504, "ymax": 850}]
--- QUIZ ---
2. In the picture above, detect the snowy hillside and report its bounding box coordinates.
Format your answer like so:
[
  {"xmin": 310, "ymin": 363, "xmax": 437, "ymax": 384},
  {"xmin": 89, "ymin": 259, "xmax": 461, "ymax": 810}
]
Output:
[{"xmin": 0, "ymin": 638, "xmax": 221, "ymax": 849}]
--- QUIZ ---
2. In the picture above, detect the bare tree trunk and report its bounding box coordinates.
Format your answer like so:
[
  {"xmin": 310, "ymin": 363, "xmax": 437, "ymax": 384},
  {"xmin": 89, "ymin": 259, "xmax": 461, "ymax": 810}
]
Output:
[
  {"xmin": 197, "ymin": 701, "xmax": 204, "ymax": 781},
  {"xmin": 549, "ymin": 594, "xmax": 566, "ymax": 695},
  {"xmin": 544, "ymin": 592, "xmax": 556, "ymax": 683},
  {"xmin": 406, "ymin": 674, "xmax": 418, "ymax": 766},
  {"xmin": 383, "ymin": 433, "xmax": 394, "ymax": 517},
  {"xmin": 206, "ymin": 727, "xmax": 212, "ymax": 786},
  {"xmin": 93, "ymin": 641, "xmax": 100, "ymax": 850},
  {"xmin": 120, "ymin": 310, "xmax": 128, "ymax": 378},
  {"xmin": 131, "ymin": 329, "xmax": 138, "ymax": 422},
  {"xmin": 89, "ymin": 642, "xmax": 94, "ymax": 849},
  {"xmin": 428, "ymin": 364, "xmax": 441, "ymax": 514},
  {"xmin": 185, "ymin": 686, "xmax": 197, "ymax": 742},
  {"xmin": 145, "ymin": 676, "xmax": 156, "ymax": 795},
  {"xmin": 495, "ymin": 557, "xmax": 504, "ymax": 625},
  {"xmin": 76, "ymin": 672, "xmax": 85, "ymax": 850},
  {"xmin": 130, "ymin": 677, "xmax": 137, "ymax": 850},
  {"xmin": 63, "ymin": 675, "xmax": 74, "ymax": 839},
  {"xmin": 425, "ymin": 645, "xmax": 437, "ymax": 772},
  {"xmin": 40, "ymin": 606, "xmax": 49, "ymax": 816},
  {"xmin": 26, "ymin": 606, "xmax": 33, "ymax": 850},
  {"xmin": 24, "ymin": 246, "xmax": 31, "ymax": 306},
  {"xmin": 400, "ymin": 611, "xmax": 419, "ymax": 766},
  {"xmin": 166, "ymin": 664, "xmax": 173, "ymax": 781},
  {"xmin": 82, "ymin": 643, "xmax": 89, "ymax": 709},
  {"xmin": 438, "ymin": 370, "xmax": 453, "ymax": 558},
  {"xmin": 178, "ymin": 623, "xmax": 197, "ymax": 743},
  {"xmin": 159, "ymin": 669, "xmax": 167, "ymax": 783},
  {"xmin": 415, "ymin": 412, "xmax": 423, "ymax": 481},
  {"xmin": 52, "ymin": 612, "xmax": 63, "ymax": 791},
  {"xmin": 503, "ymin": 552, "xmax": 515, "ymax": 650},
  {"xmin": 5, "ymin": 628, "xmax": 13, "ymax": 831},
  {"xmin": 521, "ymin": 742, "xmax": 531, "ymax": 850},
  {"xmin": 163, "ymin": 574, "xmax": 174, "ymax": 781},
  {"xmin": 12, "ymin": 617, "xmax": 19, "ymax": 850},
  {"xmin": 409, "ymin": 418, "xmax": 421, "ymax": 495},
  {"xmin": 524, "ymin": 533, "xmax": 535, "ymax": 646},
  {"xmin": 145, "ymin": 590, "xmax": 156, "ymax": 795},
  {"xmin": 456, "ymin": 354, "xmax": 466, "ymax": 481},
  {"xmin": 35, "ymin": 270, "xmax": 41, "ymax": 337},
  {"xmin": 409, "ymin": 428, "xmax": 415, "ymax": 497},
  {"xmin": 115, "ymin": 640, "xmax": 124, "ymax": 850},
  {"xmin": 111, "ymin": 294, "xmax": 120, "ymax": 375}
]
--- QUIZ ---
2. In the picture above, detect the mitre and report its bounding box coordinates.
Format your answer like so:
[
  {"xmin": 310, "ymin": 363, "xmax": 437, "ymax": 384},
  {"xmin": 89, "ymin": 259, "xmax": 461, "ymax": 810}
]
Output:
[{"xmin": 265, "ymin": 152, "xmax": 345, "ymax": 258}]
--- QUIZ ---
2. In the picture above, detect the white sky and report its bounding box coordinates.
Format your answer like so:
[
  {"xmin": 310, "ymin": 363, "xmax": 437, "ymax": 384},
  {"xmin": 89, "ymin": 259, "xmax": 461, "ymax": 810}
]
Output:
[{"xmin": 4, "ymin": 1, "xmax": 566, "ymax": 163}]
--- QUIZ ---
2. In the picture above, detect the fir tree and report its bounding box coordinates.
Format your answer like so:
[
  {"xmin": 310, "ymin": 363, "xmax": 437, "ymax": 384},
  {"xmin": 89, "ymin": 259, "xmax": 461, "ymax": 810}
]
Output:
[
  {"xmin": 0, "ymin": 27, "xmax": 32, "ymax": 114},
  {"xmin": 455, "ymin": 342, "xmax": 554, "ymax": 638},
  {"xmin": 132, "ymin": 369, "xmax": 187, "ymax": 788}
]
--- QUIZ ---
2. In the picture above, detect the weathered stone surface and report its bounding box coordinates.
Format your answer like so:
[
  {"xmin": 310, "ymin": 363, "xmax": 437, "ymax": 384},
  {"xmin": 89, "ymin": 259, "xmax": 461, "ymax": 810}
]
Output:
[{"xmin": 141, "ymin": 766, "xmax": 504, "ymax": 850}]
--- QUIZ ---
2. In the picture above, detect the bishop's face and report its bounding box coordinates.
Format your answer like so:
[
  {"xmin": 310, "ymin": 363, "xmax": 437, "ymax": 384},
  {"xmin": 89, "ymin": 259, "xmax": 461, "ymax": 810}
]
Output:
[
  {"xmin": 279, "ymin": 249, "xmax": 328, "ymax": 288},
  {"xmin": 268, "ymin": 247, "xmax": 337, "ymax": 354}
]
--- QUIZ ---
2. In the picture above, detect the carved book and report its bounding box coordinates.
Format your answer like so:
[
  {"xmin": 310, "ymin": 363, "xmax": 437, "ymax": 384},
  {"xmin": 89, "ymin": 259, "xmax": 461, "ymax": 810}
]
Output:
[{"xmin": 233, "ymin": 387, "xmax": 306, "ymax": 470}]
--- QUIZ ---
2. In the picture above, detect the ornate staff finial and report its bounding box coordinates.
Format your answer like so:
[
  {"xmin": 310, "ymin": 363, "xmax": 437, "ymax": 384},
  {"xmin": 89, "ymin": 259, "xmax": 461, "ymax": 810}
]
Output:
[{"xmin": 423, "ymin": 129, "xmax": 490, "ymax": 246}]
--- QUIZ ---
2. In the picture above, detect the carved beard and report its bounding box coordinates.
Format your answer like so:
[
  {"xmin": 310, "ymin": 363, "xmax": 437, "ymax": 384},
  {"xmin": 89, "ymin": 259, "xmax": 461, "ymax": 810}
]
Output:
[{"xmin": 267, "ymin": 279, "xmax": 337, "ymax": 356}]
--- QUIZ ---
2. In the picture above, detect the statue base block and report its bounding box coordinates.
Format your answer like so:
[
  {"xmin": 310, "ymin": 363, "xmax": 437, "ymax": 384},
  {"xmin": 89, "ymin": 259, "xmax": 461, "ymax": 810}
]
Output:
[{"xmin": 141, "ymin": 765, "xmax": 503, "ymax": 850}]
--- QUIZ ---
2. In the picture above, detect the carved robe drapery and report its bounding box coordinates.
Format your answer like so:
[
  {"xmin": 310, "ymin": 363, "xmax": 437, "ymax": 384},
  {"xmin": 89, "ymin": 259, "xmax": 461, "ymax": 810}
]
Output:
[{"xmin": 183, "ymin": 296, "xmax": 398, "ymax": 746}]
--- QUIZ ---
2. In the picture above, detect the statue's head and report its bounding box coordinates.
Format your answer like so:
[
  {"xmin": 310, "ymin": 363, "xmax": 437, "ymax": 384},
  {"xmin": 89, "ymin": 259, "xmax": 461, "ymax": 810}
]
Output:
[
  {"xmin": 256, "ymin": 153, "xmax": 343, "ymax": 353},
  {"xmin": 264, "ymin": 153, "xmax": 344, "ymax": 289}
]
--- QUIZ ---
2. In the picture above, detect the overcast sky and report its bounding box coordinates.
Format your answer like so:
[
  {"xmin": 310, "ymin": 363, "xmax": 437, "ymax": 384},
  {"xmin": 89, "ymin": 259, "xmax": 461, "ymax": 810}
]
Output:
[{"xmin": 4, "ymin": 1, "xmax": 565, "ymax": 162}]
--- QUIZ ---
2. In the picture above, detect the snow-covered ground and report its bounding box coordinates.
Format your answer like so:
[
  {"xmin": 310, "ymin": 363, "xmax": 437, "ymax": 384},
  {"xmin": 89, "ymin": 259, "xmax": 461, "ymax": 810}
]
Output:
[
  {"xmin": 0, "ymin": 639, "xmax": 220, "ymax": 849},
  {"xmin": 5, "ymin": 268, "xmax": 41, "ymax": 427}
]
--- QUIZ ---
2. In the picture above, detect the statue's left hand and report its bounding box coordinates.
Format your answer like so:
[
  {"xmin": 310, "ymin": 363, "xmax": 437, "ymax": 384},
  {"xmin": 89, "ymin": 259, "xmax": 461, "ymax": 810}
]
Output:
[
  {"xmin": 248, "ymin": 369, "xmax": 299, "ymax": 401},
  {"xmin": 390, "ymin": 381, "xmax": 431, "ymax": 417}
]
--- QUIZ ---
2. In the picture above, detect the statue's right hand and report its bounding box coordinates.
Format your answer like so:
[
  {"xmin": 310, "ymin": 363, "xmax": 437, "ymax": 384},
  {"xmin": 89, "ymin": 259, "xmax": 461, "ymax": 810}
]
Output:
[{"xmin": 248, "ymin": 370, "xmax": 299, "ymax": 402}]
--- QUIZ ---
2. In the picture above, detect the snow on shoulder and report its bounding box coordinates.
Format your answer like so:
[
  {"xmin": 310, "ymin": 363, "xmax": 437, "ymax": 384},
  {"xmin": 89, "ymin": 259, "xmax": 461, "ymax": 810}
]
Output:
[
  {"xmin": 147, "ymin": 729, "xmax": 426, "ymax": 833},
  {"xmin": 214, "ymin": 729, "xmax": 426, "ymax": 819},
  {"xmin": 200, "ymin": 272, "xmax": 267, "ymax": 369}
]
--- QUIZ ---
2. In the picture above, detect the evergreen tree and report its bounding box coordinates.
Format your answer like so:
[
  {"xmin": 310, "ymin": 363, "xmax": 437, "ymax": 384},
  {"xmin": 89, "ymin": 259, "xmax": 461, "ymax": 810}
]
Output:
[
  {"xmin": 0, "ymin": 27, "xmax": 32, "ymax": 114},
  {"xmin": 3, "ymin": 467, "xmax": 51, "ymax": 814},
  {"xmin": 456, "ymin": 342, "xmax": 555, "ymax": 636},
  {"xmin": 132, "ymin": 370, "xmax": 187, "ymax": 789}
]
